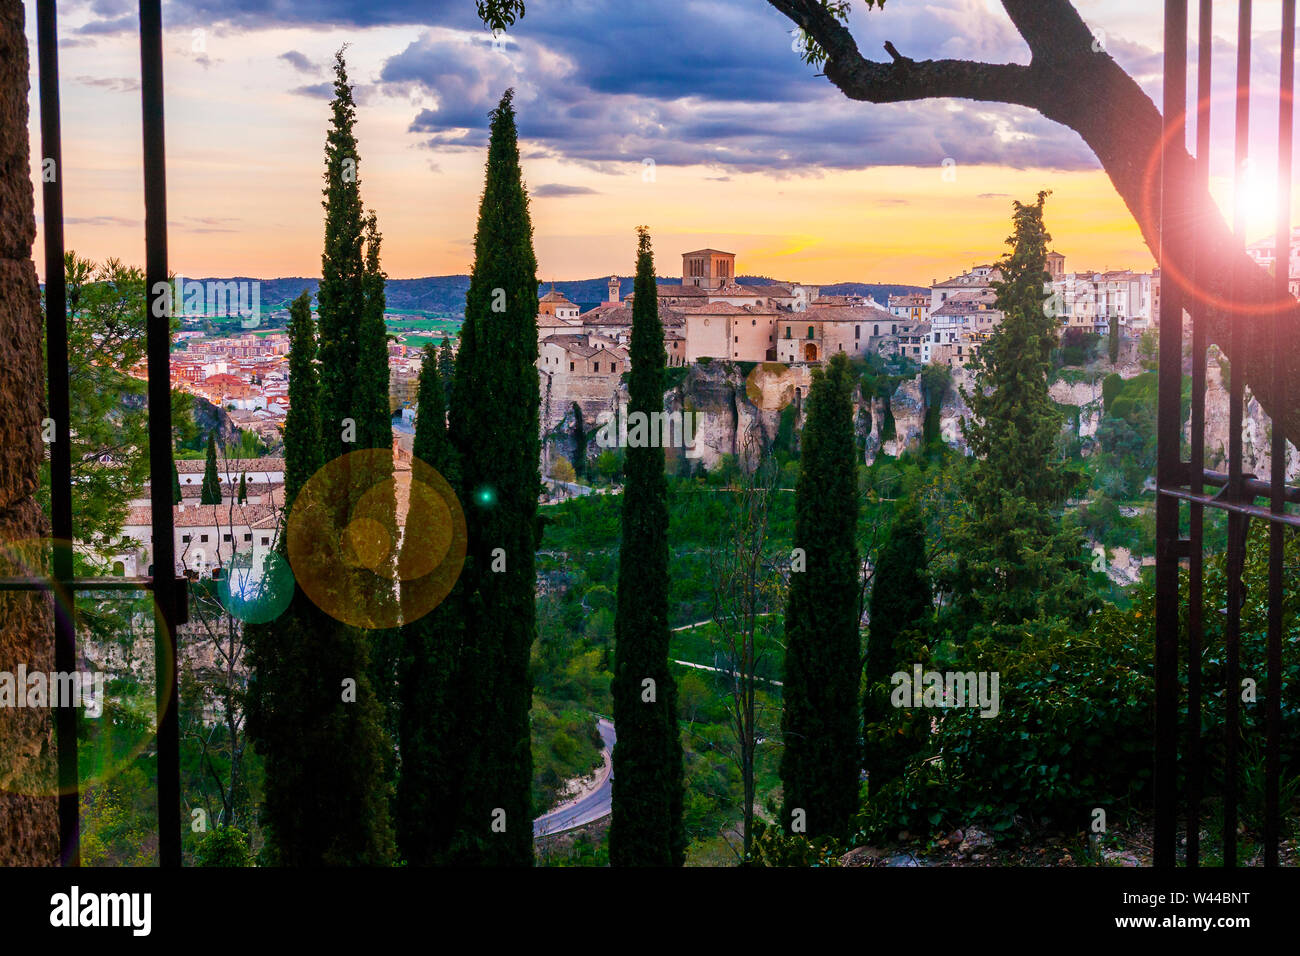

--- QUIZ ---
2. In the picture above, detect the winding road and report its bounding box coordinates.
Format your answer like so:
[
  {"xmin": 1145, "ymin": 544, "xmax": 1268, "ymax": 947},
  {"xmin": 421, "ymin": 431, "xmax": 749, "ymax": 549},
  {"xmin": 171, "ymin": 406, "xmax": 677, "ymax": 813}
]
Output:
[{"xmin": 533, "ymin": 717, "xmax": 617, "ymax": 838}]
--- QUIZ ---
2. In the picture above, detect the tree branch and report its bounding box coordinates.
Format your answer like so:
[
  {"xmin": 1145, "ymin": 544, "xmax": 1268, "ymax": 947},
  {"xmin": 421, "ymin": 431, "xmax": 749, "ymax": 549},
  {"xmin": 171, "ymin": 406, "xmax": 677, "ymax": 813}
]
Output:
[{"xmin": 765, "ymin": 0, "xmax": 1300, "ymax": 450}]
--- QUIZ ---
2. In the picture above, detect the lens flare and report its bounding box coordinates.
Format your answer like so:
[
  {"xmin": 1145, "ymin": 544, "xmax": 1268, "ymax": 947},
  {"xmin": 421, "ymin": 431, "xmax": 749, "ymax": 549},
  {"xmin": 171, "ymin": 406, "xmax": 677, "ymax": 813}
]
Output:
[{"xmin": 287, "ymin": 450, "xmax": 466, "ymax": 629}]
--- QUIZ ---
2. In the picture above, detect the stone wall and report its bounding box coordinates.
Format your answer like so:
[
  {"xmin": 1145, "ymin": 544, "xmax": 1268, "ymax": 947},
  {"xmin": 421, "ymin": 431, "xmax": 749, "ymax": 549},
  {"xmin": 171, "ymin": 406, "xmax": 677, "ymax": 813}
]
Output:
[{"xmin": 0, "ymin": 0, "xmax": 59, "ymax": 864}]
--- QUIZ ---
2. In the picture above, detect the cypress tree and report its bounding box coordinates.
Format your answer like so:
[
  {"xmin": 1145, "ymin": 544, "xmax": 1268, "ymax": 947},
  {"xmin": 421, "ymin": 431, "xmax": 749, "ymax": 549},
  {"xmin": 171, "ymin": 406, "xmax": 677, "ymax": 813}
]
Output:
[
  {"xmin": 609, "ymin": 227, "xmax": 685, "ymax": 867},
  {"xmin": 780, "ymin": 350, "xmax": 861, "ymax": 841},
  {"xmin": 237, "ymin": 472, "xmax": 247, "ymax": 505},
  {"xmin": 863, "ymin": 500, "xmax": 930, "ymax": 785},
  {"xmin": 396, "ymin": 346, "xmax": 464, "ymax": 864},
  {"xmin": 571, "ymin": 402, "xmax": 586, "ymax": 480},
  {"xmin": 947, "ymin": 192, "xmax": 1095, "ymax": 642},
  {"xmin": 357, "ymin": 211, "xmax": 392, "ymax": 453},
  {"xmin": 246, "ymin": 55, "xmax": 396, "ymax": 865},
  {"xmin": 316, "ymin": 48, "xmax": 367, "ymax": 465},
  {"xmin": 357, "ymin": 209, "xmax": 401, "ymax": 758},
  {"xmin": 200, "ymin": 433, "xmax": 221, "ymax": 504},
  {"xmin": 438, "ymin": 334, "xmax": 455, "ymax": 411},
  {"xmin": 281, "ymin": 290, "xmax": 322, "ymax": 512},
  {"xmin": 445, "ymin": 89, "xmax": 540, "ymax": 865},
  {"xmin": 1108, "ymin": 316, "xmax": 1120, "ymax": 365},
  {"xmin": 171, "ymin": 461, "xmax": 182, "ymax": 505}
]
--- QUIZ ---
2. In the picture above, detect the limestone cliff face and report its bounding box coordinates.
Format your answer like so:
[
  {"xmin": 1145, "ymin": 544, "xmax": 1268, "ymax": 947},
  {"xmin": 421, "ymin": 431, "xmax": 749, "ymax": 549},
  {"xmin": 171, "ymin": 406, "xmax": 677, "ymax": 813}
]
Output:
[
  {"xmin": 1195, "ymin": 349, "xmax": 1300, "ymax": 482},
  {"xmin": 542, "ymin": 349, "xmax": 1295, "ymax": 481},
  {"xmin": 0, "ymin": 0, "xmax": 59, "ymax": 864}
]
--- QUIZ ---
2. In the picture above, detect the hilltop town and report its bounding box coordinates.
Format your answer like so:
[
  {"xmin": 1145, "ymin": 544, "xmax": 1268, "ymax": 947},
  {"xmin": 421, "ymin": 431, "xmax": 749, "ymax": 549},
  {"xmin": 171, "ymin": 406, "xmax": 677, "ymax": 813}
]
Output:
[{"xmin": 96, "ymin": 241, "xmax": 1174, "ymax": 585}]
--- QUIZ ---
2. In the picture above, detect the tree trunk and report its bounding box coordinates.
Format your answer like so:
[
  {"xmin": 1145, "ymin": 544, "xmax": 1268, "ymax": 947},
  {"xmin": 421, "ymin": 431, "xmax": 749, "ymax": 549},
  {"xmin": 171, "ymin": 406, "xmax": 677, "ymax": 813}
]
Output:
[{"xmin": 0, "ymin": 0, "xmax": 59, "ymax": 865}]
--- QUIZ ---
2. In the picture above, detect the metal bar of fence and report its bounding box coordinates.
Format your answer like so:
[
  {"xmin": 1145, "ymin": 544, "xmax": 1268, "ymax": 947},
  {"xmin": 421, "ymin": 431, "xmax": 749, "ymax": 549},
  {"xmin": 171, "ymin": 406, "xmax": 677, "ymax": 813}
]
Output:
[
  {"xmin": 34, "ymin": 0, "xmax": 80, "ymax": 870},
  {"xmin": 139, "ymin": 0, "xmax": 181, "ymax": 869},
  {"xmin": 1186, "ymin": 0, "xmax": 1213, "ymax": 866},
  {"xmin": 1160, "ymin": 488, "xmax": 1300, "ymax": 528},
  {"xmin": 1265, "ymin": 0, "xmax": 1295, "ymax": 869},
  {"xmin": 1154, "ymin": 0, "xmax": 1188, "ymax": 870},
  {"xmin": 1225, "ymin": 1, "xmax": 1252, "ymax": 865}
]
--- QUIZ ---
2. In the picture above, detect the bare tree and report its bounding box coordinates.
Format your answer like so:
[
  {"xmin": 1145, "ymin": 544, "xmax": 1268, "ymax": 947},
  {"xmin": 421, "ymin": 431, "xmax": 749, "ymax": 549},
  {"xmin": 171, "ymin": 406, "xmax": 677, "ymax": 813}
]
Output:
[{"xmin": 704, "ymin": 441, "xmax": 786, "ymax": 860}]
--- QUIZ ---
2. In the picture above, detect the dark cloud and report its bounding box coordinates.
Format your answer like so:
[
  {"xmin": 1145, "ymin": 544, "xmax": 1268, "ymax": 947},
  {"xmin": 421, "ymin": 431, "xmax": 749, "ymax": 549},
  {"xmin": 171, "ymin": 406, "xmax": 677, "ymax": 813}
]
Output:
[
  {"xmin": 292, "ymin": 82, "xmax": 334, "ymax": 99},
  {"xmin": 532, "ymin": 183, "xmax": 600, "ymax": 197},
  {"xmin": 75, "ymin": 0, "xmax": 1103, "ymax": 173},
  {"xmin": 279, "ymin": 50, "xmax": 319, "ymax": 74}
]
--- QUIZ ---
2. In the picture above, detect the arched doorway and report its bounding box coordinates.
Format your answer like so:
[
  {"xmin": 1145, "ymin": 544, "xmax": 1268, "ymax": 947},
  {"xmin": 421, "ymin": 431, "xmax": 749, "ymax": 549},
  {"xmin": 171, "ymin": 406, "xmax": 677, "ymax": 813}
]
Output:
[{"xmin": 803, "ymin": 342, "xmax": 817, "ymax": 362}]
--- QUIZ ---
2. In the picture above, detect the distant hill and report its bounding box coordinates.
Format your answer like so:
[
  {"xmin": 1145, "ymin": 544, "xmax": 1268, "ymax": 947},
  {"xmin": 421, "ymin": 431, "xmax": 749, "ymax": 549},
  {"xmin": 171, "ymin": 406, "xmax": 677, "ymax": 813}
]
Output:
[{"xmin": 190, "ymin": 274, "xmax": 930, "ymax": 319}]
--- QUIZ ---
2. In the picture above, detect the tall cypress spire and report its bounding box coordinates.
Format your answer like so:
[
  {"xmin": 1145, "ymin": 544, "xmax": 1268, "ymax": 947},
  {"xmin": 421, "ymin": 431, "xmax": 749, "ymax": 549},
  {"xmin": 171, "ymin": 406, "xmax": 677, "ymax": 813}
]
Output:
[
  {"xmin": 396, "ymin": 346, "xmax": 464, "ymax": 864},
  {"xmin": 781, "ymin": 351, "xmax": 861, "ymax": 841},
  {"xmin": 316, "ymin": 47, "xmax": 366, "ymax": 464},
  {"xmin": 281, "ymin": 290, "xmax": 322, "ymax": 515},
  {"xmin": 609, "ymin": 227, "xmax": 684, "ymax": 866},
  {"xmin": 445, "ymin": 88, "xmax": 540, "ymax": 865}
]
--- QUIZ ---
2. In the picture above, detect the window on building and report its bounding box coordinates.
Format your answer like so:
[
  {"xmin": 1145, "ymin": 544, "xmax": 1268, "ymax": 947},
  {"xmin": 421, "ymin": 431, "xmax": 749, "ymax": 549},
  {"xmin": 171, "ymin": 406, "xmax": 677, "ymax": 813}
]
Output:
[
  {"xmin": 855, "ymin": 326, "xmax": 860, "ymax": 340},
  {"xmin": 261, "ymin": 537, "xmax": 270, "ymax": 546},
  {"xmin": 244, "ymin": 533, "xmax": 252, "ymax": 542},
  {"xmin": 181, "ymin": 534, "xmax": 191, "ymax": 543},
  {"xmin": 807, "ymin": 326, "xmax": 814, "ymax": 339},
  {"xmin": 223, "ymin": 533, "xmax": 231, "ymax": 542},
  {"xmin": 569, "ymin": 362, "xmax": 574, "ymax": 371},
  {"xmin": 200, "ymin": 534, "xmax": 208, "ymax": 542}
]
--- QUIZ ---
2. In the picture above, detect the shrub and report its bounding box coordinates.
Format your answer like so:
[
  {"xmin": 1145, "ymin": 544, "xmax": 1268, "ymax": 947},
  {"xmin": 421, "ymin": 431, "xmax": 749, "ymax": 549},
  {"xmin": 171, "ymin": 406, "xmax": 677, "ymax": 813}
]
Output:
[{"xmin": 193, "ymin": 826, "xmax": 254, "ymax": 867}]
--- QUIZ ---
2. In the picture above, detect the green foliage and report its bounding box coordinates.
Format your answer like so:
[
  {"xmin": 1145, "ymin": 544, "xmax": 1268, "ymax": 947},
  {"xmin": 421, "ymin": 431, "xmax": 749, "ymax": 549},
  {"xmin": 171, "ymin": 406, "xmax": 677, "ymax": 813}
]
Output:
[
  {"xmin": 1057, "ymin": 328, "xmax": 1100, "ymax": 367},
  {"xmin": 281, "ymin": 290, "xmax": 322, "ymax": 511},
  {"xmin": 200, "ymin": 432, "xmax": 222, "ymax": 504},
  {"xmin": 246, "ymin": 54, "xmax": 395, "ymax": 867},
  {"xmin": 193, "ymin": 826, "xmax": 254, "ymax": 867},
  {"xmin": 610, "ymin": 227, "xmax": 685, "ymax": 866},
  {"xmin": 919, "ymin": 362, "xmax": 951, "ymax": 449},
  {"xmin": 357, "ymin": 210, "xmax": 392, "ymax": 453},
  {"xmin": 531, "ymin": 700, "xmax": 603, "ymax": 813},
  {"xmin": 396, "ymin": 346, "xmax": 464, "ymax": 865},
  {"xmin": 594, "ymin": 448, "xmax": 623, "ymax": 483},
  {"xmin": 438, "ymin": 334, "xmax": 455, "ymax": 411},
  {"xmin": 1101, "ymin": 372, "xmax": 1123, "ymax": 412},
  {"xmin": 316, "ymin": 48, "xmax": 368, "ymax": 465},
  {"xmin": 445, "ymin": 88, "xmax": 541, "ymax": 865},
  {"xmin": 781, "ymin": 352, "xmax": 861, "ymax": 840},
  {"xmin": 39, "ymin": 254, "xmax": 192, "ymax": 549},
  {"xmin": 864, "ymin": 499, "xmax": 931, "ymax": 787},
  {"xmin": 476, "ymin": 0, "xmax": 527, "ymax": 32},
  {"xmin": 945, "ymin": 193, "xmax": 1096, "ymax": 643},
  {"xmin": 571, "ymin": 402, "xmax": 587, "ymax": 478},
  {"xmin": 1108, "ymin": 318, "xmax": 1120, "ymax": 364}
]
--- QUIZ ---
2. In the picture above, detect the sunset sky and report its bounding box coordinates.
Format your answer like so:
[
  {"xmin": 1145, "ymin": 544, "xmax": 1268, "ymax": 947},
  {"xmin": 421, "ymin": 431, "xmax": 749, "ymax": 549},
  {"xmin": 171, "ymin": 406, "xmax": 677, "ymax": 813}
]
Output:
[{"xmin": 22, "ymin": 0, "xmax": 1300, "ymax": 286}]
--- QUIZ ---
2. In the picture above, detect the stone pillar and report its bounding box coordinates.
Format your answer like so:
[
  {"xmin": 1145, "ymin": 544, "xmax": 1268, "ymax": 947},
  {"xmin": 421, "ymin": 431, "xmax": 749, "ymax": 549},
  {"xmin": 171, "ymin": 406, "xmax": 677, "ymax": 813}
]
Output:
[{"xmin": 0, "ymin": 0, "xmax": 59, "ymax": 865}]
